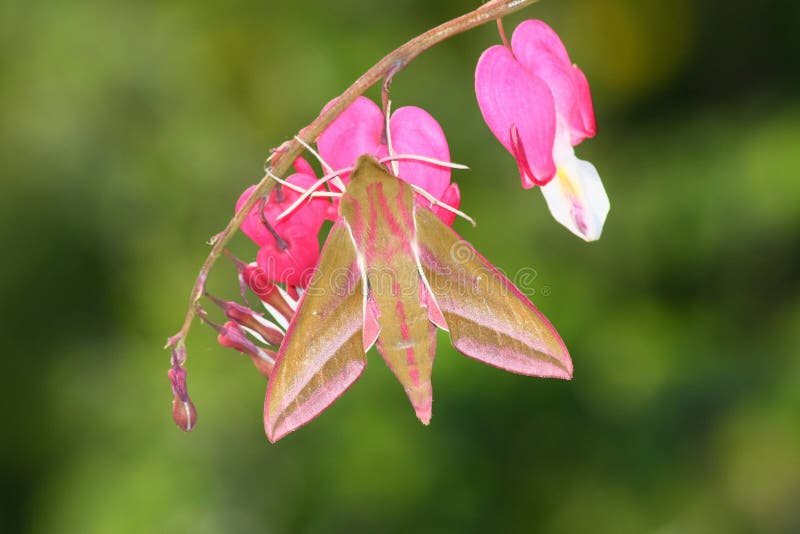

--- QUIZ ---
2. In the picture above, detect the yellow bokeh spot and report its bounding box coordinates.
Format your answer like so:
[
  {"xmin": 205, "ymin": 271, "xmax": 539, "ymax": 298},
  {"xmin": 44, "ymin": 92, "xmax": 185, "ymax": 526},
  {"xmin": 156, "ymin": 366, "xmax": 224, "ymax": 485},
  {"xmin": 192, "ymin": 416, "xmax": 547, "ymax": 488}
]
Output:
[{"xmin": 562, "ymin": 0, "xmax": 697, "ymax": 104}]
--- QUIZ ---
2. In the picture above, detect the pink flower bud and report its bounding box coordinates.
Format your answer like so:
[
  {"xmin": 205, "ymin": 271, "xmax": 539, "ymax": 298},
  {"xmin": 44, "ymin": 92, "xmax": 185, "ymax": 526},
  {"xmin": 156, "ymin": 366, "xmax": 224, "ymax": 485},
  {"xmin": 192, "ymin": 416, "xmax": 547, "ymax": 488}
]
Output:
[
  {"xmin": 238, "ymin": 262, "xmax": 297, "ymax": 323},
  {"xmin": 168, "ymin": 364, "xmax": 197, "ymax": 432},
  {"xmin": 285, "ymin": 285, "xmax": 300, "ymax": 301},
  {"xmin": 247, "ymin": 353, "xmax": 276, "ymax": 380},
  {"xmin": 238, "ymin": 261, "xmax": 278, "ymax": 301},
  {"xmin": 206, "ymin": 294, "xmax": 285, "ymax": 346},
  {"xmin": 217, "ymin": 321, "xmax": 276, "ymax": 378}
]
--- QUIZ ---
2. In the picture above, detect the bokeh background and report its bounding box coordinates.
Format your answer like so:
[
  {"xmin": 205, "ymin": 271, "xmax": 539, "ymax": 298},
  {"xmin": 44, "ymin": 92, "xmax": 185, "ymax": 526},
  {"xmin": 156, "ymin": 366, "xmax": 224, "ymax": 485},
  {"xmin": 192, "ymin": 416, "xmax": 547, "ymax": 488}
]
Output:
[{"xmin": 2, "ymin": 0, "xmax": 799, "ymax": 532}]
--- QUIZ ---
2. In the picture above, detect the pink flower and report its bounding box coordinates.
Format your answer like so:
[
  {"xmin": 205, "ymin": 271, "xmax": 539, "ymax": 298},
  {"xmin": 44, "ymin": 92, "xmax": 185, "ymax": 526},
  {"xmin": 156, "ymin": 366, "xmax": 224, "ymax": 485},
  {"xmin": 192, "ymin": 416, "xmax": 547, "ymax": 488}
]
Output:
[
  {"xmin": 475, "ymin": 20, "xmax": 609, "ymax": 241},
  {"xmin": 317, "ymin": 96, "xmax": 461, "ymax": 225},
  {"xmin": 255, "ymin": 225, "xmax": 319, "ymax": 287},
  {"xmin": 236, "ymin": 158, "xmax": 330, "ymax": 286},
  {"xmin": 237, "ymin": 161, "xmax": 328, "ymax": 246},
  {"xmin": 432, "ymin": 182, "xmax": 461, "ymax": 226}
]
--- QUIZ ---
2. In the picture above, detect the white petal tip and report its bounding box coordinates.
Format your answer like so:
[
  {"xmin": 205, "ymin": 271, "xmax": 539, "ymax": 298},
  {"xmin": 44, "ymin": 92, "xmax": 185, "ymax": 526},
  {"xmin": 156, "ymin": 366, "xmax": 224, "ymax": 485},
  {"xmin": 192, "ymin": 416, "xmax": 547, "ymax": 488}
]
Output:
[{"xmin": 540, "ymin": 150, "xmax": 609, "ymax": 243}]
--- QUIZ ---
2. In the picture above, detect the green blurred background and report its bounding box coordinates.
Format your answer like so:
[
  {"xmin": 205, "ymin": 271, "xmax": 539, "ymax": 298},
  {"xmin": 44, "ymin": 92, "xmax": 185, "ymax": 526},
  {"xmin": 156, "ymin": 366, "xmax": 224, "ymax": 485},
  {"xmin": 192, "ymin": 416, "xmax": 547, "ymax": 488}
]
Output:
[{"xmin": 2, "ymin": 0, "xmax": 799, "ymax": 532}]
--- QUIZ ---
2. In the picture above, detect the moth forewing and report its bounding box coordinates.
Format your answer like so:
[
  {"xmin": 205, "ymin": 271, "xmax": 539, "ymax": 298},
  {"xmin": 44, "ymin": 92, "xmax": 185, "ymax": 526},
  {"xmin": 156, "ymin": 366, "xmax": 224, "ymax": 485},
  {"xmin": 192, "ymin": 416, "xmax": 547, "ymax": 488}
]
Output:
[
  {"xmin": 414, "ymin": 207, "xmax": 572, "ymax": 379},
  {"xmin": 263, "ymin": 222, "xmax": 368, "ymax": 443}
]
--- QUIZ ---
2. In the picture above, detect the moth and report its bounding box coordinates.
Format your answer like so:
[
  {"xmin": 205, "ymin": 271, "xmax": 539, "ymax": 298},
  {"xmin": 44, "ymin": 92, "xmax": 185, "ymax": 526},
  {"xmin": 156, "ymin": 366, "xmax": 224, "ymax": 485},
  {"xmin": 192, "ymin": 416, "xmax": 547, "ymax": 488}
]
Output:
[{"xmin": 265, "ymin": 154, "xmax": 572, "ymax": 442}]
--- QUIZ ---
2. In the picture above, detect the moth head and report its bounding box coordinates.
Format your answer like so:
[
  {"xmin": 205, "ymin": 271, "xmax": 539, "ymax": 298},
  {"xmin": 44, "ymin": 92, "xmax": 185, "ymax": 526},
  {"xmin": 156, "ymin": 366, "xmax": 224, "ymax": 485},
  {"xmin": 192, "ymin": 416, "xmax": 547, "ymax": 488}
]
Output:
[{"xmin": 350, "ymin": 154, "xmax": 391, "ymax": 183}]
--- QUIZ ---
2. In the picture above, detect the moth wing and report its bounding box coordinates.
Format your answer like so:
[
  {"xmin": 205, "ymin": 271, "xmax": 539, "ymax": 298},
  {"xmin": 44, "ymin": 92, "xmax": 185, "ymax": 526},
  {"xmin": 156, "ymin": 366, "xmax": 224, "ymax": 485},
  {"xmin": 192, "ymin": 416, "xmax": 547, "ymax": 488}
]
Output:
[
  {"xmin": 265, "ymin": 221, "xmax": 367, "ymax": 442},
  {"xmin": 415, "ymin": 208, "xmax": 572, "ymax": 379}
]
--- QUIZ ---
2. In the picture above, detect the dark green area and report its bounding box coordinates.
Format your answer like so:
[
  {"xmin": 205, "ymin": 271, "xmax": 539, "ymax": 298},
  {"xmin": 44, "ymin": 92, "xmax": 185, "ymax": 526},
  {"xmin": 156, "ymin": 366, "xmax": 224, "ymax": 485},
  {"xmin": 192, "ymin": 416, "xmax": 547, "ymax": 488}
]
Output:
[{"xmin": 1, "ymin": 0, "xmax": 798, "ymax": 532}]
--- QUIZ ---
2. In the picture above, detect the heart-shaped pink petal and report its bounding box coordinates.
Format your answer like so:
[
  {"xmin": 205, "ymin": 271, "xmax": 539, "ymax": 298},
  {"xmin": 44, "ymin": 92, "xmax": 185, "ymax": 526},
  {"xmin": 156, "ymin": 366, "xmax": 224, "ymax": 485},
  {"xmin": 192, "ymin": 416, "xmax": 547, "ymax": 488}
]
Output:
[
  {"xmin": 256, "ymin": 225, "xmax": 320, "ymax": 287},
  {"xmin": 237, "ymin": 172, "xmax": 329, "ymax": 247},
  {"xmin": 390, "ymin": 106, "xmax": 451, "ymax": 200},
  {"xmin": 511, "ymin": 20, "xmax": 596, "ymax": 144},
  {"xmin": 475, "ymin": 44, "xmax": 557, "ymax": 185},
  {"xmin": 431, "ymin": 182, "xmax": 461, "ymax": 226},
  {"xmin": 317, "ymin": 96, "xmax": 384, "ymax": 179}
]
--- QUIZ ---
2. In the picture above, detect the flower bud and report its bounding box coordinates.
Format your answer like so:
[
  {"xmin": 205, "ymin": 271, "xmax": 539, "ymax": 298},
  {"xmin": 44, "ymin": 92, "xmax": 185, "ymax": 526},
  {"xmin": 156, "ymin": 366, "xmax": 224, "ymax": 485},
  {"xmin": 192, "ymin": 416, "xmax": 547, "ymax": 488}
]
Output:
[
  {"xmin": 237, "ymin": 261, "xmax": 297, "ymax": 323},
  {"xmin": 168, "ymin": 364, "xmax": 197, "ymax": 432},
  {"xmin": 206, "ymin": 293, "xmax": 285, "ymax": 346},
  {"xmin": 217, "ymin": 321, "xmax": 277, "ymax": 378},
  {"xmin": 247, "ymin": 353, "xmax": 276, "ymax": 380}
]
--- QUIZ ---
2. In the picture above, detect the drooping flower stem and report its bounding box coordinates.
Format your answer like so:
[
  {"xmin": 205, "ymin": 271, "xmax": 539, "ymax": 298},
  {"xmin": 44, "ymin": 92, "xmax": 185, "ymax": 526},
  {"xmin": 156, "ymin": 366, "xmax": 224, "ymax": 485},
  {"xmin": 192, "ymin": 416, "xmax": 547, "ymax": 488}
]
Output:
[
  {"xmin": 496, "ymin": 18, "xmax": 511, "ymax": 49},
  {"xmin": 167, "ymin": 0, "xmax": 541, "ymax": 351}
]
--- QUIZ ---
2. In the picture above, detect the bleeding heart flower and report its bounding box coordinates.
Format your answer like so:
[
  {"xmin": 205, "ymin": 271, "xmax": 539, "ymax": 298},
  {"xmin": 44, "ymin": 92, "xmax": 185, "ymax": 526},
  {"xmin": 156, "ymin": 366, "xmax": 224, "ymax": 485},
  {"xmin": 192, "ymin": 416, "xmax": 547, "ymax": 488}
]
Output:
[
  {"xmin": 475, "ymin": 20, "xmax": 609, "ymax": 241},
  {"xmin": 237, "ymin": 161, "xmax": 329, "ymax": 248},
  {"xmin": 236, "ymin": 158, "xmax": 330, "ymax": 286},
  {"xmin": 256, "ymin": 224, "xmax": 320, "ymax": 287},
  {"xmin": 317, "ymin": 96, "xmax": 461, "ymax": 225}
]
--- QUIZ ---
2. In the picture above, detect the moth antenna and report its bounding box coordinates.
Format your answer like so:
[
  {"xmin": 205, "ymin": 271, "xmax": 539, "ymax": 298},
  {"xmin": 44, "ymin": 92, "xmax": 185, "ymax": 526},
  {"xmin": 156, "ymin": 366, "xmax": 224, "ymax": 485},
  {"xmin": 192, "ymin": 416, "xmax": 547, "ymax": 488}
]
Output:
[
  {"xmin": 409, "ymin": 183, "xmax": 476, "ymax": 227},
  {"xmin": 276, "ymin": 167, "xmax": 353, "ymax": 221},
  {"xmin": 293, "ymin": 135, "xmax": 348, "ymax": 192},
  {"xmin": 265, "ymin": 168, "xmax": 342, "ymax": 199},
  {"xmin": 385, "ymin": 99, "xmax": 399, "ymax": 176},
  {"xmin": 264, "ymin": 168, "xmax": 309, "ymax": 194},
  {"xmin": 330, "ymin": 176, "xmax": 347, "ymax": 193},
  {"xmin": 293, "ymin": 135, "xmax": 333, "ymax": 174},
  {"xmin": 380, "ymin": 154, "xmax": 470, "ymax": 170},
  {"xmin": 327, "ymin": 174, "xmax": 347, "ymax": 193}
]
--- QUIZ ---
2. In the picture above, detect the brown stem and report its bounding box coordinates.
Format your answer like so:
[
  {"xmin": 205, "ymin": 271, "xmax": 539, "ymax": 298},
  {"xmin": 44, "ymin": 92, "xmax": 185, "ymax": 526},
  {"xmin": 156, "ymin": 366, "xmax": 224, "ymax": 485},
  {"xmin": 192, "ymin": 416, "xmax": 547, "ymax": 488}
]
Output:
[{"xmin": 166, "ymin": 0, "xmax": 540, "ymax": 350}]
